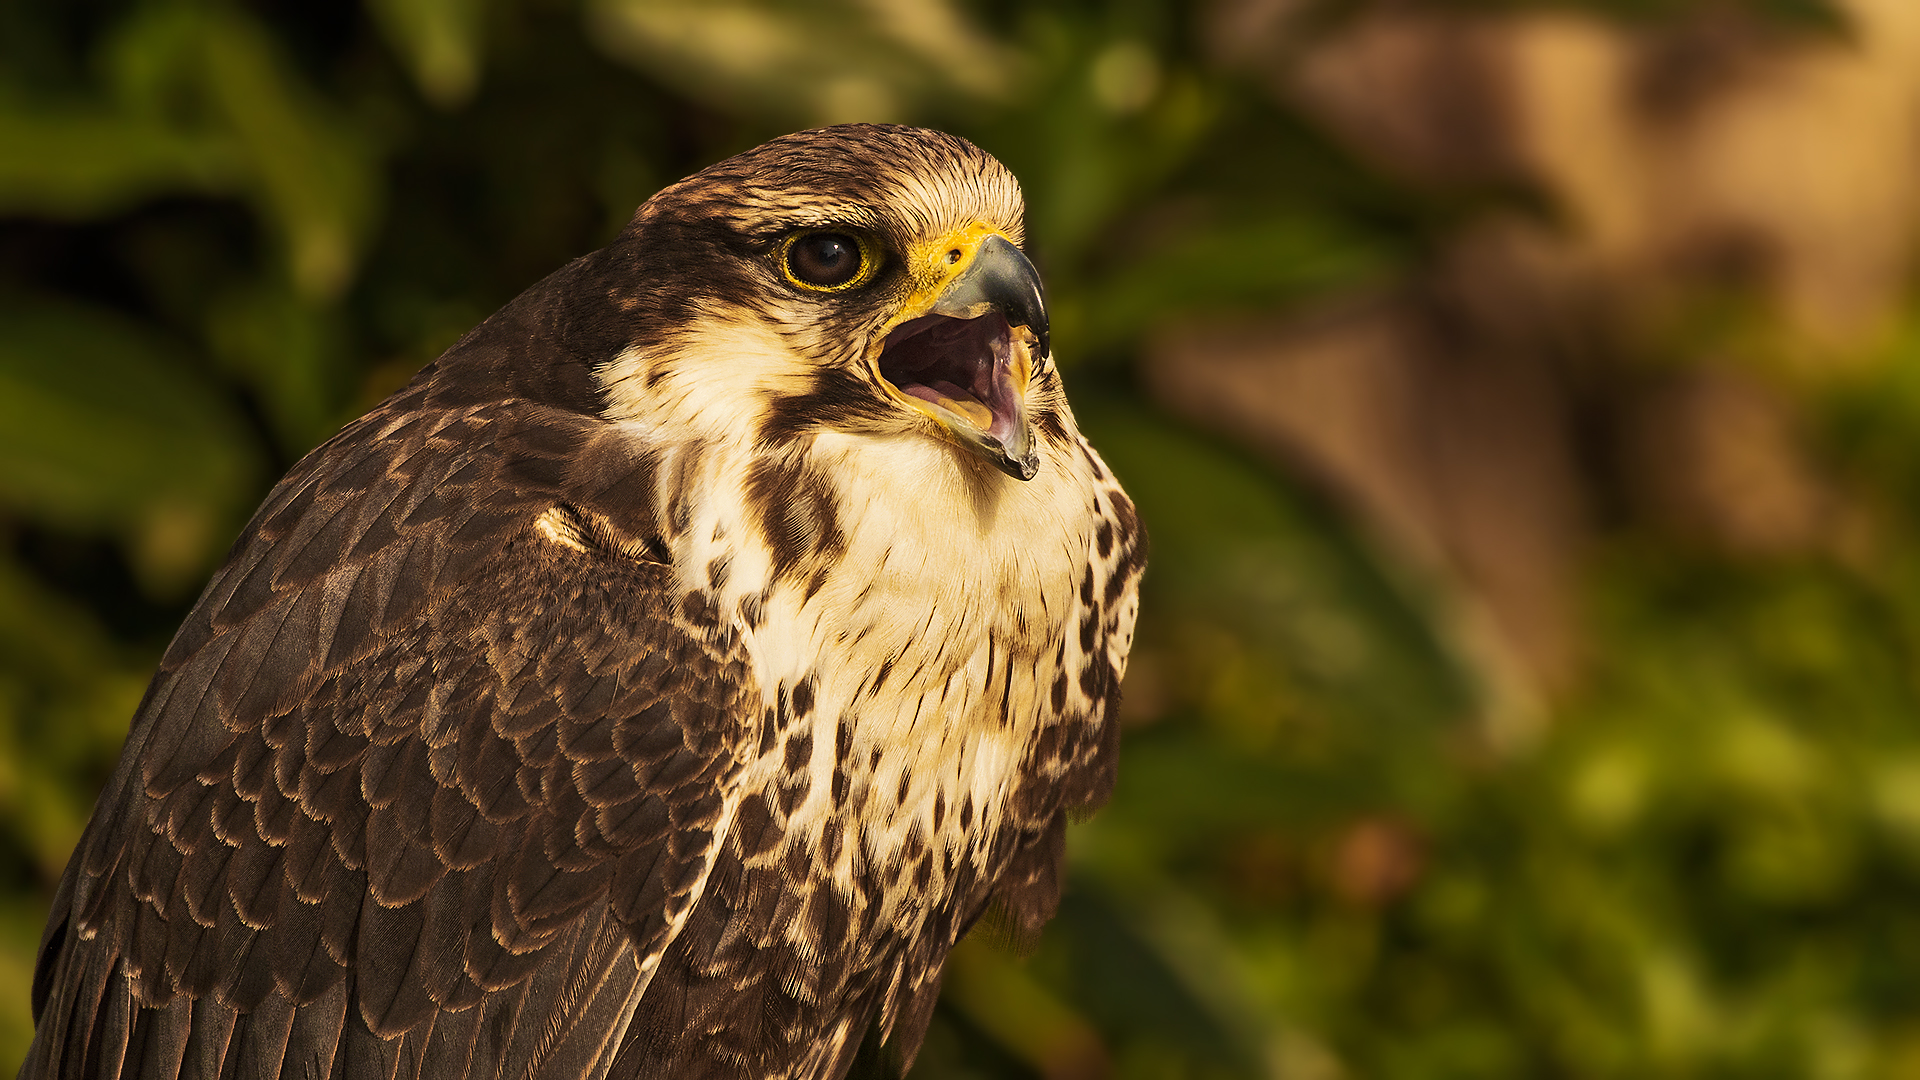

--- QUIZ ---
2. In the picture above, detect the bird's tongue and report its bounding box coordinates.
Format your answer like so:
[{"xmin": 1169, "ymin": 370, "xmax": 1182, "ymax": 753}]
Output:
[
  {"xmin": 879, "ymin": 312, "xmax": 1017, "ymax": 441},
  {"xmin": 904, "ymin": 381, "xmax": 992, "ymax": 429}
]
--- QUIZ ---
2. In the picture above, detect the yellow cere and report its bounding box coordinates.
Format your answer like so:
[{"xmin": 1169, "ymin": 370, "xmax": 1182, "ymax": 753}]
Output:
[{"xmin": 891, "ymin": 221, "xmax": 1016, "ymax": 329}]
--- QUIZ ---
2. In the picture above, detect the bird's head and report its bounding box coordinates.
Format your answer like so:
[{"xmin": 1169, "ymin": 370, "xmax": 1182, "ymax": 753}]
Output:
[{"xmin": 595, "ymin": 125, "xmax": 1056, "ymax": 482}]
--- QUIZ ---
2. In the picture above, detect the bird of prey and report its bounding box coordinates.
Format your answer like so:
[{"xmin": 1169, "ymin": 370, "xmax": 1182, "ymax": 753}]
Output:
[{"xmin": 23, "ymin": 124, "xmax": 1143, "ymax": 1080}]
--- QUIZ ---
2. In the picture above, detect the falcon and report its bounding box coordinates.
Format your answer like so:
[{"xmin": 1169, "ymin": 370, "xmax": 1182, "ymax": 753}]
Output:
[{"xmin": 23, "ymin": 124, "xmax": 1143, "ymax": 1080}]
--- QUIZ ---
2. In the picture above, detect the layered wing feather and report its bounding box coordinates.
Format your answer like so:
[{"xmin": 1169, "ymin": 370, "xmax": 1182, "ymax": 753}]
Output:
[{"xmin": 25, "ymin": 371, "xmax": 754, "ymax": 1080}]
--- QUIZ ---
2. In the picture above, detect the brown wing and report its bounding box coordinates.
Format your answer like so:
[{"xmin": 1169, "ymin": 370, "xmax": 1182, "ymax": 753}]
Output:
[{"xmin": 23, "ymin": 376, "xmax": 754, "ymax": 1080}]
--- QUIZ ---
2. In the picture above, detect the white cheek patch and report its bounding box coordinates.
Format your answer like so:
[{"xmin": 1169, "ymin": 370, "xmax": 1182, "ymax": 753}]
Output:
[{"xmin": 594, "ymin": 314, "xmax": 819, "ymax": 443}]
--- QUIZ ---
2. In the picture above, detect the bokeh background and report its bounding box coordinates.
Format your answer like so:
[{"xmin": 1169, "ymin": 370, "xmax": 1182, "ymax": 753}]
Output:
[{"xmin": 6, "ymin": 0, "xmax": 1920, "ymax": 1075}]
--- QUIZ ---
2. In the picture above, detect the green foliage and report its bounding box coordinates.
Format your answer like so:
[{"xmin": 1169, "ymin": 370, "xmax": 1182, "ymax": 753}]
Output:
[
  {"xmin": 0, "ymin": 300, "xmax": 253, "ymax": 567},
  {"xmin": 0, "ymin": 0, "xmax": 1905, "ymax": 1076}
]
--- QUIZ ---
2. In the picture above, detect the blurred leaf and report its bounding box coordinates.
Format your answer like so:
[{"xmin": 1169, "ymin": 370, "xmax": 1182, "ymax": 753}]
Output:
[
  {"xmin": 0, "ymin": 557, "xmax": 151, "ymax": 878},
  {"xmin": 0, "ymin": 300, "xmax": 256, "ymax": 590},
  {"xmin": 0, "ymin": 95, "xmax": 240, "ymax": 218},
  {"xmin": 207, "ymin": 282, "xmax": 353, "ymax": 454},
  {"xmin": 370, "ymin": 0, "xmax": 491, "ymax": 109},
  {"xmin": 584, "ymin": 0, "xmax": 1022, "ymax": 123},
  {"xmin": 977, "ymin": 21, "xmax": 1217, "ymax": 268},
  {"xmin": 1078, "ymin": 392, "xmax": 1475, "ymax": 736},
  {"xmin": 944, "ymin": 939, "xmax": 1109, "ymax": 1080},
  {"xmin": 1073, "ymin": 212, "xmax": 1392, "ymax": 352},
  {"xmin": 0, "ymin": 898, "xmax": 50, "ymax": 1064},
  {"xmin": 104, "ymin": 5, "xmax": 383, "ymax": 299}
]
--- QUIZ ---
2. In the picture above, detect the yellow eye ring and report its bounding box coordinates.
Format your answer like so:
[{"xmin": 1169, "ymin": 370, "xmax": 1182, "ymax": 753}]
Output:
[{"xmin": 780, "ymin": 231, "xmax": 880, "ymax": 292}]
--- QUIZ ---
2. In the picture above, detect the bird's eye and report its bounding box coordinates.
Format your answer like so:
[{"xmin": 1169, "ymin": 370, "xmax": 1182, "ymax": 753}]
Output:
[{"xmin": 783, "ymin": 232, "xmax": 873, "ymax": 291}]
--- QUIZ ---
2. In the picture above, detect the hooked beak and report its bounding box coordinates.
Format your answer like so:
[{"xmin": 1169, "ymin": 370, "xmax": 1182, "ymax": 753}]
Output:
[{"xmin": 877, "ymin": 232, "xmax": 1049, "ymax": 481}]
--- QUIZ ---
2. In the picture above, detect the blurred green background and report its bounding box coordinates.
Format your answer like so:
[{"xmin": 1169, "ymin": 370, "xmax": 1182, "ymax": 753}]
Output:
[{"xmin": 9, "ymin": 0, "xmax": 1920, "ymax": 1075}]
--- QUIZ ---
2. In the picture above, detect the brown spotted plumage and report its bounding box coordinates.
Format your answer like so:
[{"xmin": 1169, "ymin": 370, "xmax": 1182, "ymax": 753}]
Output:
[{"xmin": 24, "ymin": 124, "xmax": 1143, "ymax": 1080}]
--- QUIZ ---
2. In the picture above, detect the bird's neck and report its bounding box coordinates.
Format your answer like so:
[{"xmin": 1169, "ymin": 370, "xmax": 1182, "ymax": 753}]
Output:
[{"xmin": 593, "ymin": 326, "xmax": 1107, "ymax": 897}]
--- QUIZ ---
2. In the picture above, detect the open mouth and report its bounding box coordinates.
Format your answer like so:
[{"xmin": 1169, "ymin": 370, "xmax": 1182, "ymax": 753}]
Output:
[{"xmin": 877, "ymin": 311, "xmax": 1023, "ymax": 449}]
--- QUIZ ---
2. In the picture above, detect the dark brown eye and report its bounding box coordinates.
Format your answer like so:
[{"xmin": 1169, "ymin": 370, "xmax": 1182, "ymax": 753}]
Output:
[{"xmin": 785, "ymin": 232, "xmax": 867, "ymax": 289}]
